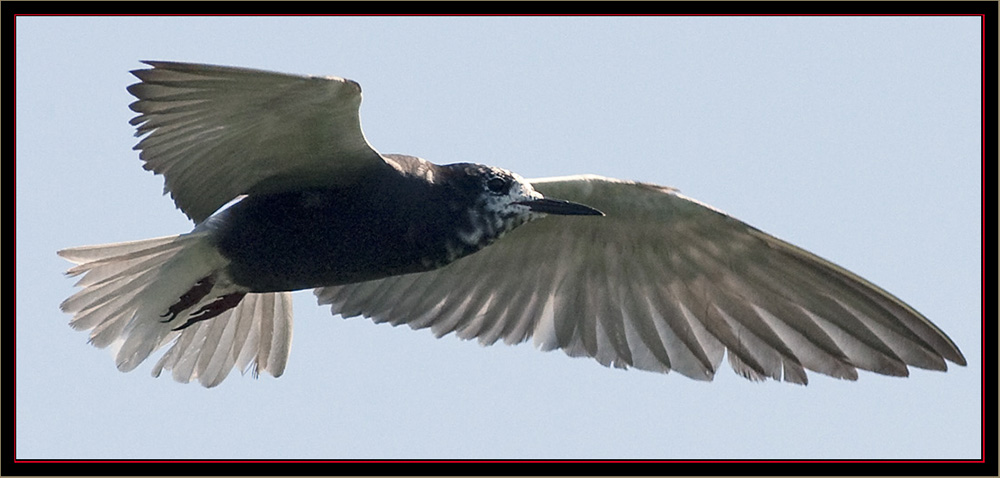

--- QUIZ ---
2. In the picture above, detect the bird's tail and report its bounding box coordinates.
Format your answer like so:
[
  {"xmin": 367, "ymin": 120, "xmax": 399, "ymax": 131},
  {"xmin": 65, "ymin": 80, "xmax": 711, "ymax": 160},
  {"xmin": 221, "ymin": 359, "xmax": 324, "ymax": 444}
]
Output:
[{"xmin": 58, "ymin": 231, "xmax": 293, "ymax": 387}]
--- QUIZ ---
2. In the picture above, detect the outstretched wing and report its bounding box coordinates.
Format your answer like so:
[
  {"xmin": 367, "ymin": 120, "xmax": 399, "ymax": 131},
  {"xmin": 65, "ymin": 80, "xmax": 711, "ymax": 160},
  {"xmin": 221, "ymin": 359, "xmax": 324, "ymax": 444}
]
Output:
[
  {"xmin": 128, "ymin": 61, "xmax": 390, "ymax": 223},
  {"xmin": 315, "ymin": 175, "xmax": 965, "ymax": 384}
]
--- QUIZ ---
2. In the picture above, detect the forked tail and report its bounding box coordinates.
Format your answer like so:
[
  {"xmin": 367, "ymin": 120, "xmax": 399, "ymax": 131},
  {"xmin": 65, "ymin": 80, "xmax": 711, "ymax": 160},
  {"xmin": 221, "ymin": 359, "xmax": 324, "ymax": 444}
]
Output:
[{"xmin": 58, "ymin": 232, "xmax": 293, "ymax": 387}]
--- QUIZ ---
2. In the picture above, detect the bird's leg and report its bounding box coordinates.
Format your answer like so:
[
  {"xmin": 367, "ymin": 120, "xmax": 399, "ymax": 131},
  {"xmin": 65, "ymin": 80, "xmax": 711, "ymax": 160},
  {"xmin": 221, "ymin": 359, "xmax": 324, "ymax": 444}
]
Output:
[
  {"xmin": 161, "ymin": 277, "xmax": 215, "ymax": 323},
  {"xmin": 172, "ymin": 293, "xmax": 247, "ymax": 331}
]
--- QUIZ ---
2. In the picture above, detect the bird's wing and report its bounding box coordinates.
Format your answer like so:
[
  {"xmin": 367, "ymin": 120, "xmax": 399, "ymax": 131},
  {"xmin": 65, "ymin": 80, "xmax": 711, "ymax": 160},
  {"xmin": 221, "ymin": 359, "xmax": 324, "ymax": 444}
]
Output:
[
  {"xmin": 128, "ymin": 61, "xmax": 390, "ymax": 223},
  {"xmin": 315, "ymin": 175, "xmax": 966, "ymax": 384}
]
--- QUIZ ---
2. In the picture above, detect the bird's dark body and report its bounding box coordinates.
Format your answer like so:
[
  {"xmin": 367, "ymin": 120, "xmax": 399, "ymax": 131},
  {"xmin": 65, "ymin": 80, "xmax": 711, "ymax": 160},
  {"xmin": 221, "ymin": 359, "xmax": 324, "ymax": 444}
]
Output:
[{"xmin": 214, "ymin": 159, "xmax": 491, "ymax": 293}]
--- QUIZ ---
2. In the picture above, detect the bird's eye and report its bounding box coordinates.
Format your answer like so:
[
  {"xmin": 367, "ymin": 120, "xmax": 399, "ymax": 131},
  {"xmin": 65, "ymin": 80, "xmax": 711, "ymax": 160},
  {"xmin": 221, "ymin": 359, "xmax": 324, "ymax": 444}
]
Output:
[{"xmin": 486, "ymin": 177, "xmax": 509, "ymax": 194}]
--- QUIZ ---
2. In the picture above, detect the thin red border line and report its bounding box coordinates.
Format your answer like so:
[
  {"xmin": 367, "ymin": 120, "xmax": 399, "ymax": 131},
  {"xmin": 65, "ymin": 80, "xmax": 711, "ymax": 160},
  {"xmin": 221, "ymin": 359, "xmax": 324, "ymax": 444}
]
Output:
[
  {"xmin": 12, "ymin": 12, "xmax": 990, "ymax": 466},
  {"xmin": 11, "ymin": 12, "xmax": 989, "ymax": 465},
  {"xmin": 979, "ymin": 9, "xmax": 986, "ymax": 466},
  {"xmin": 11, "ymin": 457, "xmax": 989, "ymax": 463},
  {"xmin": 8, "ymin": 13, "xmax": 994, "ymax": 18},
  {"xmin": 10, "ymin": 459, "xmax": 986, "ymax": 463}
]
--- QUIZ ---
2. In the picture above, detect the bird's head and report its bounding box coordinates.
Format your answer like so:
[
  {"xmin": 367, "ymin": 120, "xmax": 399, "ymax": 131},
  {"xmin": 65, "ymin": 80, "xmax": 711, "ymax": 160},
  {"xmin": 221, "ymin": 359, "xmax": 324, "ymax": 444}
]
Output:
[{"xmin": 444, "ymin": 163, "xmax": 603, "ymax": 248}]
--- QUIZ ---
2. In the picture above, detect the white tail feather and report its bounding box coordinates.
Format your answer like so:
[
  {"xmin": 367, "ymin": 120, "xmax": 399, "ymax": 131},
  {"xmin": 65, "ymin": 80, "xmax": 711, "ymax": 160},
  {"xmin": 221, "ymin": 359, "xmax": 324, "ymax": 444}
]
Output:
[
  {"xmin": 151, "ymin": 292, "xmax": 293, "ymax": 387},
  {"xmin": 58, "ymin": 233, "xmax": 294, "ymax": 387}
]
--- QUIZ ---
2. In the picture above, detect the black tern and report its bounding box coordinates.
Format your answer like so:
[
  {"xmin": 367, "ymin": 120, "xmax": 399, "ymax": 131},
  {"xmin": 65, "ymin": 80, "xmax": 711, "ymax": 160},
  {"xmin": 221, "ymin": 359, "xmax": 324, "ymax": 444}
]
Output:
[{"xmin": 59, "ymin": 61, "xmax": 966, "ymax": 388}]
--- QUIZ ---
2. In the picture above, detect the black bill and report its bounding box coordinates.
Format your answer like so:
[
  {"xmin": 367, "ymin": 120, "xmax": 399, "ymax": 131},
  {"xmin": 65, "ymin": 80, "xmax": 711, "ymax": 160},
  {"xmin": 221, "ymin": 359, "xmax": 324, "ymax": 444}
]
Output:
[{"xmin": 516, "ymin": 198, "xmax": 604, "ymax": 216}]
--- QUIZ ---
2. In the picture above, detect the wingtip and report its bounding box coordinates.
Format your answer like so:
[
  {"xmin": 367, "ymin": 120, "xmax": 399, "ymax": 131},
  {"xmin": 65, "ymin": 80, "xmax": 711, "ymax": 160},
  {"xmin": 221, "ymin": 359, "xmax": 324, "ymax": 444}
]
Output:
[
  {"xmin": 949, "ymin": 349, "xmax": 969, "ymax": 367},
  {"xmin": 130, "ymin": 60, "xmax": 158, "ymax": 76}
]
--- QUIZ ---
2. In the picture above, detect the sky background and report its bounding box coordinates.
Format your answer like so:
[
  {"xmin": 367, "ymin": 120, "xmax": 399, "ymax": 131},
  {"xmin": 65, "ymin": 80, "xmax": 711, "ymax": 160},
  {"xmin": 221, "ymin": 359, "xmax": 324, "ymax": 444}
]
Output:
[{"xmin": 15, "ymin": 16, "xmax": 982, "ymax": 461}]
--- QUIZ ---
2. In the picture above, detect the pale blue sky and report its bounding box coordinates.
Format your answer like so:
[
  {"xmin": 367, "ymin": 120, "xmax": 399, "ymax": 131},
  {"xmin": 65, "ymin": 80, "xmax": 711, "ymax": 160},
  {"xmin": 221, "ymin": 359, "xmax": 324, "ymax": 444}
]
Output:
[{"xmin": 15, "ymin": 15, "xmax": 981, "ymax": 460}]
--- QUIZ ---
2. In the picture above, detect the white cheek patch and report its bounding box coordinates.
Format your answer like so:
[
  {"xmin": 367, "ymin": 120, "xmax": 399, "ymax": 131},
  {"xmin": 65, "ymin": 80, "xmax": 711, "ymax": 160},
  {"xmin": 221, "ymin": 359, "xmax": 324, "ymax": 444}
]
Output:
[
  {"xmin": 457, "ymin": 208, "xmax": 488, "ymax": 245},
  {"xmin": 455, "ymin": 175, "xmax": 541, "ymax": 248}
]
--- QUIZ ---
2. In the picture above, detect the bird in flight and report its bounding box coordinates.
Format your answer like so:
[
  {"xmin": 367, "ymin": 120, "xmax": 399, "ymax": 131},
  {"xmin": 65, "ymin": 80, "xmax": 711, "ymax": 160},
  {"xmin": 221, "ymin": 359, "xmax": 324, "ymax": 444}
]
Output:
[{"xmin": 59, "ymin": 61, "xmax": 966, "ymax": 388}]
